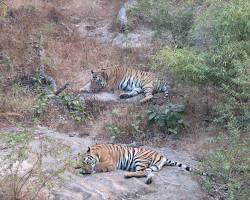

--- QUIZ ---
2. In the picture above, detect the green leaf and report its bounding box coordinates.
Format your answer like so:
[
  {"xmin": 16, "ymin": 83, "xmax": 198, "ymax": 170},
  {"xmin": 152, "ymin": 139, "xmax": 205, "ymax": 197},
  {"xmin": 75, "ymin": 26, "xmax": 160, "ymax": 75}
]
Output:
[
  {"xmin": 148, "ymin": 112, "xmax": 156, "ymax": 121},
  {"xmin": 168, "ymin": 128, "xmax": 177, "ymax": 134}
]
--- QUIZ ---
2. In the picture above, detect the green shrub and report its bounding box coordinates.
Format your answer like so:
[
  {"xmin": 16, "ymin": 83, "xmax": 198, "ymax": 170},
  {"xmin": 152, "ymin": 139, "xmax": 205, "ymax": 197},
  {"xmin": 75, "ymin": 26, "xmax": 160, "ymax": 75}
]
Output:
[
  {"xmin": 33, "ymin": 90, "xmax": 54, "ymax": 116},
  {"xmin": 155, "ymin": 42, "xmax": 250, "ymax": 98},
  {"xmin": 151, "ymin": 1, "xmax": 250, "ymax": 198},
  {"xmin": 60, "ymin": 93, "xmax": 89, "ymax": 122},
  {"xmin": 104, "ymin": 106, "xmax": 147, "ymax": 143},
  {"xmin": 155, "ymin": 47, "xmax": 209, "ymax": 84},
  {"xmin": 203, "ymin": 133, "xmax": 250, "ymax": 200},
  {"xmin": 105, "ymin": 123, "xmax": 121, "ymax": 138},
  {"xmin": 154, "ymin": 0, "xmax": 250, "ymax": 99},
  {"xmin": 34, "ymin": 90, "xmax": 89, "ymax": 123},
  {"xmin": 147, "ymin": 104, "xmax": 185, "ymax": 134},
  {"xmin": 211, "ymin": 0, "xmax": 250, "ymax": 45}
]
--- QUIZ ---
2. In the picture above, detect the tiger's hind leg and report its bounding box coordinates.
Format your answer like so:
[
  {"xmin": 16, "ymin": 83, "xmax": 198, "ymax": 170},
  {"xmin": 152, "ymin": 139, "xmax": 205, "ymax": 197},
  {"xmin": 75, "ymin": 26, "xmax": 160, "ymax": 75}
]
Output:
[
  {"xmin": 124, "ymin": 168, "xmax": 155, "ymax": 184},
  {"xmin": 161, "ymin": 82, "xmax": 170, "ymax": 98},
  {"xmin": 145, "ymin": 157, "xmax": 167, "ymax": 184},
  {"xmin": 119, "ymin": 88, "xmax": 143, "ymax": 99},
  {"xmin": 124, "ymin": 162, "xmax": 147, "ymax": 179},
  {"xmin": 139, "ymin": 83, "xmax": 154, "ymax": 103},
  {"xmin": 140, "ymin": 94, "xmax": 153, "ymax": 103},
  {"xmin": 124, "ymin": 170, "xmax": 146, "ymax": 178}
]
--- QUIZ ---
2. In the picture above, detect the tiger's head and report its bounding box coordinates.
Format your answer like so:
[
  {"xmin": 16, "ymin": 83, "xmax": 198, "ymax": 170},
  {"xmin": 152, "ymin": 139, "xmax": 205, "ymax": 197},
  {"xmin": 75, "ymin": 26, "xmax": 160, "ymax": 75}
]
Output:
[
  {"xmin": 90, "ymin": 69, "xmax": 108, "ymax": 92},
  {"xmin": 74, "ymin": 146, "xmax": 99, "ymax": 174},
  {"xmin": 84, "ymin": 146, "xmax": 99, "ymax": 166}
]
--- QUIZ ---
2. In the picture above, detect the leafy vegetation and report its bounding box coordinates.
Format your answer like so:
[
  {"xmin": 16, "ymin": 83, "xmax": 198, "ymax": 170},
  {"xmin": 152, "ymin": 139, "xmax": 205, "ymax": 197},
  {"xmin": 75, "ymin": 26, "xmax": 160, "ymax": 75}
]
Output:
[
  {"xmin": 105, "ymin": 103, "xmax": 185, "ymax": 143},
  {"xmin": 147, "ymin": 104, "xmax": 185, "ymax": 134},
  {"xmin": 148, "ymin": 0, "xmax": 250, "ymax": 198},
  {"xmin": 61, "ymin": 93, "xmax": 89, "ymax": 122}
]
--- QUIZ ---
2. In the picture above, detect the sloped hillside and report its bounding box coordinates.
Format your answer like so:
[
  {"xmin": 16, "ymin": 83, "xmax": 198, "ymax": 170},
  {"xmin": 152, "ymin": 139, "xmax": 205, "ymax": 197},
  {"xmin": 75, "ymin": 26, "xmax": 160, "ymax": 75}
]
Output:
[{"xmin": 0, "ymin": 0, "xmax": 249, "ymax": 200}]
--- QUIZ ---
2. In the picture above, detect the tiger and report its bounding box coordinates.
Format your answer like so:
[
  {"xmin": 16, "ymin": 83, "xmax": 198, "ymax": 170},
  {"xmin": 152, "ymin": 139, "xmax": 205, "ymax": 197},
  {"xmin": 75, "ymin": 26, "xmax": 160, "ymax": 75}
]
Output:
[
  {"xmin": 80, "ymin": 67, "xmax": 170, "ymax": 103},
  {"xmin": 74, "ymin": 144, "xmax": 205, "ymax": 184}
]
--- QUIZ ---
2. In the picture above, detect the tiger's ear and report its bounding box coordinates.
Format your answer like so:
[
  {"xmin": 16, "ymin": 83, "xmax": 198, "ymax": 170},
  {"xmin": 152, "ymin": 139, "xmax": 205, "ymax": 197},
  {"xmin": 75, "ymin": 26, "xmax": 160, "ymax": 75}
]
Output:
[
  {"xmin": 91, "ymin": 70, "xmax": 94, "ymax": 74},
  {"xmin": 87, "ymin": 147, "xmax": 90, "ymax": 153}
]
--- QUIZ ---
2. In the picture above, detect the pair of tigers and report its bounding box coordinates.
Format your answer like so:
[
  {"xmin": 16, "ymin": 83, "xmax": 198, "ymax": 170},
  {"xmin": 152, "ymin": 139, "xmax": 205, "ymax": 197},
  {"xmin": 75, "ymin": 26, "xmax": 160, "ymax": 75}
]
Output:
[{"xmin": 76, "ymin": 67, "xmax": 204, "ymax": 184}]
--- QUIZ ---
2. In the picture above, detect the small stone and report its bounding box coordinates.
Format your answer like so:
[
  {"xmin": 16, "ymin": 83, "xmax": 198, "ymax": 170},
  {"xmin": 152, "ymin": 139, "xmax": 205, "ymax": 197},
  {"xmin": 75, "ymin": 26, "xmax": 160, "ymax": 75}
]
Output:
[{"xmin": 70, "ymin": 15, "xmax": 81, "ymax": 24}]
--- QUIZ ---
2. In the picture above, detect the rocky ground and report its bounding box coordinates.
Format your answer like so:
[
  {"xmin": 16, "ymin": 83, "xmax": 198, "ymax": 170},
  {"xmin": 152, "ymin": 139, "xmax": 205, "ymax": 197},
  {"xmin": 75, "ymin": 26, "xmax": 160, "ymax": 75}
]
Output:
[{"xmin": 0, "ymin": 122, "xmax": 207, "ymax": 200}]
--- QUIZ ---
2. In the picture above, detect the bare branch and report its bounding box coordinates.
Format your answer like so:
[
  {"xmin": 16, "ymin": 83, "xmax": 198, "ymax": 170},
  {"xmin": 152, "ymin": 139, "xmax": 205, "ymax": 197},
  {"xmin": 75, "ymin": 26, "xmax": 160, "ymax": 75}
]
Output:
[{"xmin": 55, "ymin": 82, "xmax": 70, "ymax": 96}]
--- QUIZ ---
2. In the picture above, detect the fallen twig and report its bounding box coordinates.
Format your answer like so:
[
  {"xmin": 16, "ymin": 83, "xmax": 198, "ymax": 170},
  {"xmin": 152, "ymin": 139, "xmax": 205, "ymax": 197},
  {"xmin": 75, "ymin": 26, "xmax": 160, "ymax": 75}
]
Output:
[
  {"xmin": 0, "ymin": 112, "xmax": 24, "ymax": 119},
  {"xmin": 55, "ymin": 82, "xmax": 70, "ymax": 96}
]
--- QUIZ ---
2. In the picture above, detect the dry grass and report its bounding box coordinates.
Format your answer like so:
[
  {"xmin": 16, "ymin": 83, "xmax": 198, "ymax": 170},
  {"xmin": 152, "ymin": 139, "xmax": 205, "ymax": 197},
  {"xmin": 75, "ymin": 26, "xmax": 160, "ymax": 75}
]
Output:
[
  {"xmin": 104, "ymin": 104, "xmax": 150, "ymax": 143},
  {"xmin": 0, "ymin": 84, "xmax": 37, "ymax": 122},
  {"xmin": 0, "ymin": 7, "xmax": 46, "ymax": 80},
  {"xmin": 45, "ymin": 35, "xmax": 148, "ymax": 92},
  {"xmin": 44, "ymin": 38, "xmax": 121, "ymax": 91},
  {"xmin": 0, "ymin": 180, "xmax": 49, "ymax": 200}
]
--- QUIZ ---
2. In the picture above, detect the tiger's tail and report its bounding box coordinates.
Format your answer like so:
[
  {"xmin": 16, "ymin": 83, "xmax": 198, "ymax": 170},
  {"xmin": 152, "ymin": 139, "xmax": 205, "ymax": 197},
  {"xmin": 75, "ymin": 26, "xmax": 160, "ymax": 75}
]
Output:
[{"xmin": 164, "ymin": 158, "xmax": 207, "ymax": 176}]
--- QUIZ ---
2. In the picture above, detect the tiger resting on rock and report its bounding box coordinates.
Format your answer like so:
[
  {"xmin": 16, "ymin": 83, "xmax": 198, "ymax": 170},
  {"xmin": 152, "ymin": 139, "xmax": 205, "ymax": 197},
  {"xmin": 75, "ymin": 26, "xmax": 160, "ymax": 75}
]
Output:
[
  {"xmin": 80, "ymin": 67, "xmax": 170, "ymax": 103},
  {"xmin": 75, "ymin": 144, "xmax": 205, "ymax": 184}
]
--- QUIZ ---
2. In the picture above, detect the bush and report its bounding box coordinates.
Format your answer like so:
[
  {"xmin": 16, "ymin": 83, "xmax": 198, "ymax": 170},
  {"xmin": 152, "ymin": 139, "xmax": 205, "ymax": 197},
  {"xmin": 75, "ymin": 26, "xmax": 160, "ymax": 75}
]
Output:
[
  {"xmin": 154, "ymin": 0, "xmax": 250, "ymax": 100},
  {"xmin": 147, "ymin": 104, "xmax": 185, "ymax": 134},
  {"xmin": 155, "ymin": 42, "xmax": 250, "ymax": 98},
  {"xmin": 61, "ymin": 93, "xmax": 89, "ymax": 122},
  {"xmin": 203, "ymin": 132, "xmax": 250, "ymax": 200},
  {"xmin": 155, "ymin": 47, "xmax": 209, "ymax": 84},
  {"xmin": 211, "ymin": 0, "xmax": 250, "ymax": 45}
]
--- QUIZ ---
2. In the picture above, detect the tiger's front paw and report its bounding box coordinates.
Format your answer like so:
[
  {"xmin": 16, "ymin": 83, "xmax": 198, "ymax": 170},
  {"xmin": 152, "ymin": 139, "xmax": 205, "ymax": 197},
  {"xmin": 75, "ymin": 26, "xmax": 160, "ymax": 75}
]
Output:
[
  {"xmin": 80, "ymin": 88, "xmax": 91, "ymax": 93},
  {"xmin": 146, "ymin": 177, "xmax": 153, "ymax": 184},
  {"xmin": 124, "ymin": 173, "xmax": 132, "ymax": 178},
  {"xmin": 79, "ymin": 169, "xmax": 93, "ymax": 175},
  {"xmin": 119, "ymin": 93, "xmax": 131, "ymax": 99}
]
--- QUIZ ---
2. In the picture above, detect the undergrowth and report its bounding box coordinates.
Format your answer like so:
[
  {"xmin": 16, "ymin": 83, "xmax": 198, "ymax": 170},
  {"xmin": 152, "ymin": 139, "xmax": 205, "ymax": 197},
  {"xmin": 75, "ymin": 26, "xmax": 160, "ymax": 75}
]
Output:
[
  {"xmin": 105, "ymin": 103, "xmax": 185, "ymax": 143},
  {"xmin": 149, "ymin": 0, "xmax": 250, "ymax": 199},
  {"xmin": 0, "ymin": 129, "xmax": 71, "ymax": 200},
  {"xmin": 105, "ymin": 106, "xmax": 147, "ymax": 143},
  {"xmin": 148, "ymin": 104, "xmax": 185, "ymax": 134}
]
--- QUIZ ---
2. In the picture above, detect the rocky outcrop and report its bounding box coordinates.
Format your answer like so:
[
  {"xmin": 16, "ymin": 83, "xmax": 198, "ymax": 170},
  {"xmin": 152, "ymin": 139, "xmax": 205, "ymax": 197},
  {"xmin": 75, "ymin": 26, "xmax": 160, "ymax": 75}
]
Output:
[
  {"xmin": 0, "ymin": 126, "xmax": 207, "ymax": 200},
  {"xmin": 117, "ymin": 0, "xmax": 137, "ymax": 32}
]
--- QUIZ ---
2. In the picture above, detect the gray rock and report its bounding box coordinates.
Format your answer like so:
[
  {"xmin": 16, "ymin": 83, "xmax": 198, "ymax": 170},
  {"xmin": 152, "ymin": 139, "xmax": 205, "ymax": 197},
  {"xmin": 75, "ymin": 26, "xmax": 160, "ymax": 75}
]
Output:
[
  {"xmin": 117, "ymin": 6, "xmax": 128, "ymax": 32},
  {"xmin": 70, "ymin": 15, "xmax": 81, "ymax": 24},
  {"xmin": 1, "ymin": 125, "xmax": 207, "ymax": 200},
  {"xmin": 117, "ymin": 0, "xmax": 137, "ymax": 32}
]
